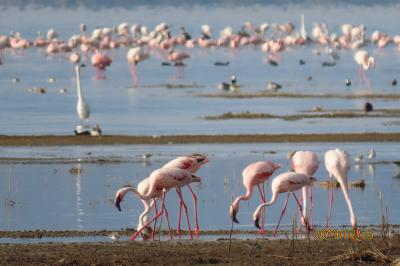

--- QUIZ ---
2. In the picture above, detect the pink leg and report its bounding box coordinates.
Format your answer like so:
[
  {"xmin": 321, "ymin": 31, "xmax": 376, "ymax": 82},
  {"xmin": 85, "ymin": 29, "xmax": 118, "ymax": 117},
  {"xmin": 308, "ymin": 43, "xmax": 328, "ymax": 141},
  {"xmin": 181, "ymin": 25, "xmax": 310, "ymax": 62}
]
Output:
[
  {"xmin": 327, "ymin": 176, "xmax": 334, "ymax": 229},
  {"xmin": 130, "ymin": 192, "xmax": 166, "ymax": 241},
  {"xmin": 273, "ymin": 193, "xmax": 290, "ymax": 237},
  {"xmin": 298, "ymin": 190, "xmax": 303, "ymax": 232},
  {"xmin": 309, "ymin": 186, "xmax": 313, "ymax": 229},
  {"xmin": 161, "ymin": 195, "xmax": 173, "ymax": 240},
  {"xmin": 152, "ymin": 198, "xmax": 159, "ymax": 240},
  {"xmin": 187, "ymin": 185, "xmax": 199, "ymax": 235},
  {"xmin": 176, "ymin": 188, "xmax": 193, "ymax": 239},
  {"xmin": 130, "ymin": 63, "xmax": 138, "ymax": 87},
  {"xmin": 257, "ymin": 184, "xmax": 266, "ymax": 234},
  {"xmin": 176, "ymin": 188, "xmax": 183, "ymax": 235},
  {"xmin": 291, "ymin": 192, "xmax": 311, "ymax": 232}
]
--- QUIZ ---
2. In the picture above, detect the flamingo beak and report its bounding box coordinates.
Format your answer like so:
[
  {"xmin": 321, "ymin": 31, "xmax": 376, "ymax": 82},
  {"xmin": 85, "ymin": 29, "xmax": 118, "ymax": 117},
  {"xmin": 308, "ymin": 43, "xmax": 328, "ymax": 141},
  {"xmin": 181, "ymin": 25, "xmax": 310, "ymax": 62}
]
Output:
[
  {"xmin": 254, "ymin": 217, "xmax": 261, "ymax": 229},
  {"xmin": 310, "ymin": 177, "xmax": 317, "ymax": 183},
  {"xmin": 230, "ymin": 208, "xmax": 239, "ymax": 224},
  {"xmin": 115, "ymin": 195, "xmax": 122, "ymax": 212}
]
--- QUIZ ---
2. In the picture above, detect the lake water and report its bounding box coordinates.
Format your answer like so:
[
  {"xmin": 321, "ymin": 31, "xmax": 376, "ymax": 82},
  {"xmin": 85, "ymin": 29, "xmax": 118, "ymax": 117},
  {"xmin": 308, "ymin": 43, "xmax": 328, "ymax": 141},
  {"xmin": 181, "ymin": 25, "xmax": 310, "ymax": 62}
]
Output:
[
  {"xmin": 1, "ymin": 143, "xmax": 399, "ymax": 232},
  {"xmin": 0, "ymin": 2, "xmax": 400, "ymax": 135}
]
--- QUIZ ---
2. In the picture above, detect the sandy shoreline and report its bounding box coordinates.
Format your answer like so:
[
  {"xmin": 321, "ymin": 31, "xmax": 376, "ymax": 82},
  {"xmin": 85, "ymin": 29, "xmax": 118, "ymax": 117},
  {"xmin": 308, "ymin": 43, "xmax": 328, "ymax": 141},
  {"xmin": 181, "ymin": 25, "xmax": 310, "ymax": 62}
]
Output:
[
  {"xmin": 0, "ymin": 236, "xmax": 399, "ymax": 265},
  {"xmin": 0, "ymin": 133, "xmax": 400, "ymax": 146}
]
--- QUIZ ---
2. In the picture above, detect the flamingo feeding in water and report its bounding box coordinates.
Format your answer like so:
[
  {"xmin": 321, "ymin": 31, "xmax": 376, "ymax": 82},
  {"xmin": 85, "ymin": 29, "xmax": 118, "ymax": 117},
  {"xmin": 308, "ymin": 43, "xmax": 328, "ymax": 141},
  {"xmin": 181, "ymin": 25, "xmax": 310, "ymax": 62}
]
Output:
[
  {"xmin": 354, "ymin": 50, "xmax": 375, "ymax": 90},
  {"xmin": 168, "ymin": 50, "xmax": 190, "ymax": 79},
  {"xmin": 290, "ymin": 151, "xmax": 319, "ymax": 229},
  {"xmin": 162, "ymin": 154, "xmax": 208, "ymax": 235},
  {"xmin": 115, "ymin": 167, "xmax": 202, "ymax": 241},
  {"xmin": 126, "ymin": 47, "xmax": 150, "ymax": 88},
  {"xmin": 230, "ymin": 161, "xmax": 281, "ymax": 234},
  {"xmin": 75, "ymin": 64, "xmax": 90, "ymax": 127},
  {"xmin": 91, "ymin": 51, "xmax": 112, "ymax": 79},
  {"xmin": 324, "ymin": 148, "xmax": 357, "ymax": 229},
  {"xmin": 253, "ymin": 172, "xmax": 315, "ymax": 236}
]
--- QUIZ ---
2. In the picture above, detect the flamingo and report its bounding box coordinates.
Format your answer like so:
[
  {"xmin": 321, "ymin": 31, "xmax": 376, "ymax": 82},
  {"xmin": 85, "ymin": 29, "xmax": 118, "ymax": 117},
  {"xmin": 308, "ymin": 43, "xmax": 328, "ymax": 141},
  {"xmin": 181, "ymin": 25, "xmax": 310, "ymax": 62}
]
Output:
[
  {"xmin": 168, "ymin": 50, "xmax": 190, "ymax": 79},
  {"xmin": 324, "ymin": 149, "xmax": 357, "ymax": 229},
  {"xmin": 253, "ymin": 172, "xmax": 315, "ymax": 236},
  {"xmin": 75, "ymin": 64, "xmax": 90, "ymax": 128},
  {"xmin": 162, "ymin": 154, "xmax": 208, "ymax": 235},
  {"xmin": 230, "ymin": 161, "xmax": 281, "ymax": 234},
  {"xmin": 290, "ymin": 151, "xmax": 319, "ymax": 229},
  {"xmin": 126, "ymin": 47, "xmax": 150, "ymax": 88},
  {"xmin": 91, "ymin": 51, "xmax": 112, "ymax": 79},
  {"xmin": 114, "ymin": 167, "xmax": 202, "ymax": 241},
  {"xmin": 354, "ymin": 50, "xmax": 375, "ymax": 90}
]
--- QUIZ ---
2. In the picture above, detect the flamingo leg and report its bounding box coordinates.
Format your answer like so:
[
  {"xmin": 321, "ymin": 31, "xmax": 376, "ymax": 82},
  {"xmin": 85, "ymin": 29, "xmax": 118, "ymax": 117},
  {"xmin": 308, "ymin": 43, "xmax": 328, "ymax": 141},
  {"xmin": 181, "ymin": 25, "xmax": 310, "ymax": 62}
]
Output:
[
  {"xmin": 309, "ymin": 186, "xmax": 313, "ymax": 229},
  {"xmin": 187, "ymin": 184, "xmax": 199, "ymax": 235},
  {"xmin": 257, "ymin": 184, "xmax": 266, "ymax": 234},
  {"xmin": 160, "ymin": 195, "xmax": 173, "ymax": 240},
  {"xmin": 176, "ymin": 188, "xmax": 193, "ymax": 239},
  {"xmin": 273, "ymin": 193, "xmax": 290, "ymax": 237},
  {"xmin": 176, "ymin": 188, "xmax": 183, "ymax": 235},
  {"xmin": 291, "ymin": 192, "xmax": 311, "ymax": 233},
  {"xmin": 130, "ymin": 63, "xmax": 139, "ymax": 88},
  {"xmin": 130, "ymin": 191, "xmax": 166, "ymax": 241},
  {"xmin": 152, "ymin": 198, "xmax": 158, "ymax": 240},
  {"xmin": 327, "ymin": 175, "xmax": 334, "ymax": 229},
  {"xmin": 298, "ymin": 189, "xmax": 303, "ymax": 232}
]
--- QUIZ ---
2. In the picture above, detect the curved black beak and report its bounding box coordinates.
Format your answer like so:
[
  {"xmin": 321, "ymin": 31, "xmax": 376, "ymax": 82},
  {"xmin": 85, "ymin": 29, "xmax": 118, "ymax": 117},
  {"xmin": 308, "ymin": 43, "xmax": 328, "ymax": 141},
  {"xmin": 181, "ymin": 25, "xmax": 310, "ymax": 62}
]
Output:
[
  {"xmin": 231, "ymin": 209, "xmax": 239, "ymax": 224},
  {"xmin": 115, "ymin": 195, "xmax": 122, "ymax": 212},
  {"xmin": 254, "ymin": 217, "xmax": 261, "ymax": 229}
]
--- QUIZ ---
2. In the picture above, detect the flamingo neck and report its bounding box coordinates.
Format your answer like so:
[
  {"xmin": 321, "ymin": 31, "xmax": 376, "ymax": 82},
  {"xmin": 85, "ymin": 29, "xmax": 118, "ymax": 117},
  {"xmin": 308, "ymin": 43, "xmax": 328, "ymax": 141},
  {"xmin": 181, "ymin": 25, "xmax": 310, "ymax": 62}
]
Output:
[
  {"xmin": 337, "ymin": 177, "xmax": 357, "ymax": 228},
  {"xmin": 253, "ymin": 190, "xmax": 279, "ymax": 220},
  {"xmin": 75, "ymin": 66, "xmax": 83, "ymax": 100},
  {"xmin": 232, "ymin": 186, "xmax": 253, "ymax": 212}
]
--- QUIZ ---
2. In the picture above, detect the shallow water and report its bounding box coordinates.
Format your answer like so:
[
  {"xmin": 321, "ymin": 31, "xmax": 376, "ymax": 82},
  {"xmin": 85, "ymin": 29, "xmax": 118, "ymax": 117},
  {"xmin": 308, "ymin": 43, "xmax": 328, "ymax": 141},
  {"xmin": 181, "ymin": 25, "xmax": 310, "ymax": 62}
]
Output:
[
  {"xmin": 0, "ymin": 4, "xmax": 400, "ymax": 135},
  {"xmin": 1, "ymin": 143, "xmax": 399, "ymax": 233}
]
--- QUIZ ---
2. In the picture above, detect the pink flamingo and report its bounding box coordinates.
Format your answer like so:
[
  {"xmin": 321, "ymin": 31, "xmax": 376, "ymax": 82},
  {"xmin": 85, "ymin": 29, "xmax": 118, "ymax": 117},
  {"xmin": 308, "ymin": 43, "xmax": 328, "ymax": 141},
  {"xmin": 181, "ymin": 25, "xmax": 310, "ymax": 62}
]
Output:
[
  {"xmin": 168, "ymin": 50, "xmax": 190, "ymax": 79},
  {"xmin": 162, "ymin": 154, "xmax": 208, "ymax": 235},
  {"xmin": 230, "ymin": 161, "xmax": 281, "ymax": 234},
  {"xmin": 354, "ymin": 50, "xmax": 375, "ymax": 90},
  {"xmin": 115, "ymin": 167, "xmax": 202, "ymax": 241},
  {"xmin": 253, "ymin": 172, "xmax": 315, "ymax": 236},
  {"xmin": 126, "ymin": 47, "xmax": 150, "ymax": 88},
  {"xmin": 290, "ymin": 151, "xmax": 319, "ymax": 229},
  {"xmin": 91, "ymin": 51, "xmax": 112, "ymax": 79},
  {"xmin": 324, "ymin": 149, "xmax": 357, "ymax": 229}
]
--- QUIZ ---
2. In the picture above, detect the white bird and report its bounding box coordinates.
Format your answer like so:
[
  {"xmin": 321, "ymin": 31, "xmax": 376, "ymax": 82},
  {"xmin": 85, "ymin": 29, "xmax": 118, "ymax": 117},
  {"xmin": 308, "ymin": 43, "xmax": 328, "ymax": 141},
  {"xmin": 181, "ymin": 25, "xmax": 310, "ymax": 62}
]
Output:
[
  {"xmin": 300, "ymin": 14, "xmax": 307, "ymax": 40},
  {"xmin": 354, "ymin": 50, "xmax": 375, "ymax": 90},
  {"xmin": 368, "ymin": 148, "xmax": 376, "ymax": 160},
  {"xmin": 75, "ymin": 65, "xmax": 90, "ymax": 127}
]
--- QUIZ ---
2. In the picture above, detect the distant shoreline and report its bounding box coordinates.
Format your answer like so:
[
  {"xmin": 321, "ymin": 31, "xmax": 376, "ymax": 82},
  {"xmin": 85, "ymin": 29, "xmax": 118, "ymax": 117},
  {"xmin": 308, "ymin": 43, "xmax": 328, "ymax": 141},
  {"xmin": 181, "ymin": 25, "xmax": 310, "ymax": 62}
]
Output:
[{"xmin": 0, "ymin": 133, "xmax": 400, "ymax": 146}]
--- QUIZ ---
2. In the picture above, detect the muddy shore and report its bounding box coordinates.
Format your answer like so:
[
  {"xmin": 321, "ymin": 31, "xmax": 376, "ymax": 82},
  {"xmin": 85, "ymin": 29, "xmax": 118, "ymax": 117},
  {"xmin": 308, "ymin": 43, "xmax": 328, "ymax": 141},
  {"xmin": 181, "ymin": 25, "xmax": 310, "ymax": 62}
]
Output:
[
  {"xmin": 0, "ymin": 133, "xmax": 400, "ymax": 146},
  {"xmin": 1, "ymin": 236, "xmax": 399, "ymax": 265}
]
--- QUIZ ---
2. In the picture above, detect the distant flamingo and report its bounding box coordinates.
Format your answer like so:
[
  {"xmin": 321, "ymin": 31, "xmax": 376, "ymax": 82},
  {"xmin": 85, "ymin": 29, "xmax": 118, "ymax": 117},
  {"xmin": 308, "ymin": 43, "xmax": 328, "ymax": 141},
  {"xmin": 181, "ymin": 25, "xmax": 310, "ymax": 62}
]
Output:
[
  {"xmin": 115, "ymin": 167, "xmax": 202, "ymax": 241},
  {"xmin": 354, "ymin": 50, "xmax": 375, "ymax": 90},
  {"xmin": 75, "ymin": 64, "xmax": 90, "ymax": 127},
  {"xmin": 290, "ymin": 151, "xmax": 319, "ymax": 229},
  {"xmin": 126, "ymin": 47, "xmax": 150, "ymax": 87},
  {"xmin": 230, "ymin": 161, "xmax": 281, "ymax": 234},
  {"xmin": 69, "ymin": 52, "xmax": 81, "ymax": 65},
  {"xmin": 91, "ymin": 51, "xmax": 112, "ymax": 79},
  {"xmin": 253, "ymin": 172, "xmax": 315, "ymax": 236},
  {"xmin": 324, "ymin": 149, "xmax": 357, "ymax": 229},
  {"xmin": 162, "ymin": 154, "xmax": 208, "ymax": 235},
  {"xmin": 168, "ymin": 50, "xmax": 190, "ymax": 79}
]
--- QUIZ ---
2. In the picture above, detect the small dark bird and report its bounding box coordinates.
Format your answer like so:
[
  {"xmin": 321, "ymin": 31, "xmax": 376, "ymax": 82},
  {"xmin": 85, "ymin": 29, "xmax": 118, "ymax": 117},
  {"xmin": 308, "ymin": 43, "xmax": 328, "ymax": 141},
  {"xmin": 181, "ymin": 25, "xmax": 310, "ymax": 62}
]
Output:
[
  {"xmin": 391, "ymin": 79, "xmax": 397, "ymax": 86},
  {"xmin": 161, "ymin": 62, "xmax": 171, "ymax": 66},
  {"xmin": 306, "ymin": 76, "xmax": 312, "ymax": 81},
  {"xmin": 322, "ymin": 61, "xmax": 336, "ymax": 67},
  {"xmin": 180, "ymin": 26, "xmax": 192, "ymax": 40},
  {"xmin": 268, "ymin": 59, "xmax": 278, "ymax": 66},
  {"xmin": 214, "ymin": 61, "xmax": 229, "ymax": 66},
  {"xmin": 364, "ymin": 102, "xmax": 373, "ymax": 115},
  {"xmin": 299, "ymin": 59, "xmax": 306, "ymax": 65},
  {"xmin": 267, "ymin": 82, "xmax": 282, "ymax": 92},
  {"xmin": 218, "ymin": 74, "xmax": 238, "ymax": 92},
  {"xmin": 345, "ymin": 79, "xmax": 351, "ymax": 86}
]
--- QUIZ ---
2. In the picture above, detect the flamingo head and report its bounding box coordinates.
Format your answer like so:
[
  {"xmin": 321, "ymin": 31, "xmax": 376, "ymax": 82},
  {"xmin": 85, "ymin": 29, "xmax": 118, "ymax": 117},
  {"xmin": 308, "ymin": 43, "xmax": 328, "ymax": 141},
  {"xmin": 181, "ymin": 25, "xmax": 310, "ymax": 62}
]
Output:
[
  {"xmin": 309, "ymin": 177, "xmax": 317, "ymax": 184},
  {"xmin": 253, "ymin": 208, "xmax": 262, "ymax": 229},
  {"xmin": 114, "ymin": 193, "xmax": 122, "ymax": 212},
  {"xmin": 229, "ymin": 203, "xmax": 240, "ymax": 224}
]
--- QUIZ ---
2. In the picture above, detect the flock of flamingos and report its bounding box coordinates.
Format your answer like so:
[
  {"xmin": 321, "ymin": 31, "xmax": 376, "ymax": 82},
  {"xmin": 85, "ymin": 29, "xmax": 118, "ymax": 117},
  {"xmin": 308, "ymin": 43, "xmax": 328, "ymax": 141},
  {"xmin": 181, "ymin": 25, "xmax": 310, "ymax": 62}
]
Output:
[
  {"xmin": 114, "ymin": 149, "xmax": 357, "ymax": 241},
  {"xmin": 0, "ymin": 17, "xmax": 395, "ymax": 88}
]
